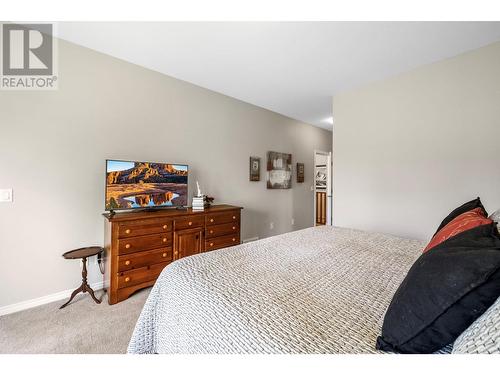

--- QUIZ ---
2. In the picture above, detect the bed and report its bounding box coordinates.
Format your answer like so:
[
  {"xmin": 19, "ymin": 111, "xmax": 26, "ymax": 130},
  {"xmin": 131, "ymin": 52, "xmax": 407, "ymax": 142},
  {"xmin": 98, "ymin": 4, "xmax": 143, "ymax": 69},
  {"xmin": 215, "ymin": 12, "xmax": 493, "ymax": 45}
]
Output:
[{"xmin": 127, "ymin": 226, "xmax": 434, "ymax": 354}]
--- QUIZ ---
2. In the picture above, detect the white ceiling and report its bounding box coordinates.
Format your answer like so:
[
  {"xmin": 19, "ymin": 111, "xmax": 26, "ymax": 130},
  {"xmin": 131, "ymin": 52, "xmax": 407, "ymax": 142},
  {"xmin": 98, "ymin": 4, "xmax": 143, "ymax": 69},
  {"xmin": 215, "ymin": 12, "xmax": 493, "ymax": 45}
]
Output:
[{"xmin": 57, "ymin": 22, "xmax": 500, "ymax": 130}]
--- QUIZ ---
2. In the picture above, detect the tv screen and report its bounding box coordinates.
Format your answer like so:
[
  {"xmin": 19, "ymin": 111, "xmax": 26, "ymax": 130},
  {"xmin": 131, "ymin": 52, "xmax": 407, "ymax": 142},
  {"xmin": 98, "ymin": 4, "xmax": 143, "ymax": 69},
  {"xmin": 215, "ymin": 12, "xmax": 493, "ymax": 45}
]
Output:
[{"xmin": 105, "ymin": 160, "xmax": 188, "ymax": 211}]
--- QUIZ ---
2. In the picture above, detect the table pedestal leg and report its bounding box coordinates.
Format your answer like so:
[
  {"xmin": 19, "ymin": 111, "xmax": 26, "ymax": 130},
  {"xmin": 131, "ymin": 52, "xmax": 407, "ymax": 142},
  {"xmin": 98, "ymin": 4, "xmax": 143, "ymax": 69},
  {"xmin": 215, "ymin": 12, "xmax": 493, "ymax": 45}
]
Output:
[{"xmin": 60, "ymin": 257, "xmax": 102, "ymax": 309}]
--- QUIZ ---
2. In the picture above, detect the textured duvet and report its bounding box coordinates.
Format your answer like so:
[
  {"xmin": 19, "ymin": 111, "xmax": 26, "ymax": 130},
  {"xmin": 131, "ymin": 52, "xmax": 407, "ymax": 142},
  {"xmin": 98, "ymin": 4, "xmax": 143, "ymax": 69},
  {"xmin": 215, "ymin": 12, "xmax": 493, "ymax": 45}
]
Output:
[{"xmin": 128, "ymin": 226, "xmax": 428, "ymax": 354}]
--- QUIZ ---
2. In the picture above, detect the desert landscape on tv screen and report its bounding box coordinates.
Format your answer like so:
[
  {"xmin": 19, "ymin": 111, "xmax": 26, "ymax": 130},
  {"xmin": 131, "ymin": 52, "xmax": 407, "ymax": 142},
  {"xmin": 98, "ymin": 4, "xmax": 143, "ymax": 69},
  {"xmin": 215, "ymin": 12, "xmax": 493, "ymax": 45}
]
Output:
[{"xmin": 106, "ymin": 161, "xmax": 188, "ymax": 210}]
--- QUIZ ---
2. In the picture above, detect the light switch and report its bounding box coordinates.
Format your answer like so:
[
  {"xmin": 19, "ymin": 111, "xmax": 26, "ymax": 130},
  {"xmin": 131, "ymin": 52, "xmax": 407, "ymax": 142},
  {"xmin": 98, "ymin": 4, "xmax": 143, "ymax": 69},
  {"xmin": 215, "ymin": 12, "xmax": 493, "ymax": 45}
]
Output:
[{"xmin": 0, "ymin": 189, "xmax": 13, "ymax": 203}]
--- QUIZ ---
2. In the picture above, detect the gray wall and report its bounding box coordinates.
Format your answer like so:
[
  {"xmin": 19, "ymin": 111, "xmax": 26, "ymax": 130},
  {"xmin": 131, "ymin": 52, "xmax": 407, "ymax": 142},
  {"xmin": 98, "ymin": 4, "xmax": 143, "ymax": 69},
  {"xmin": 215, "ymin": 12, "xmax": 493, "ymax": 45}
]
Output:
[
  {"xmin": 0, "ymin": 40, "xmax": 331, "ymax": 307},
  {"xmin": 333, "ymin": 41, "xmax": 500, "ymax": 241}
]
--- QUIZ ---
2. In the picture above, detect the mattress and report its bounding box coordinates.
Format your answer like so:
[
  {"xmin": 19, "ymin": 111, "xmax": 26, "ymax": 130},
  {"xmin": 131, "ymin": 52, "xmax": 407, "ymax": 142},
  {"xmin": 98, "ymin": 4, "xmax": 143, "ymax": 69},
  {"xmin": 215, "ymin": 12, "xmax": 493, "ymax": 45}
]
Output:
[{"xmin": 128, "ymin": 226, "xmax": 430, "ymax": 354}]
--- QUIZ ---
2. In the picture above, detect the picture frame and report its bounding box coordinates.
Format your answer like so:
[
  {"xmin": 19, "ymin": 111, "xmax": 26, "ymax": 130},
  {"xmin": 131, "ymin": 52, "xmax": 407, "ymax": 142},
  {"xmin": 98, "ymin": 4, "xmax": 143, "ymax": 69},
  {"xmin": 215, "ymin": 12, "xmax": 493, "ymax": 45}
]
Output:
[
  {"xmin": 315, "ymin": 166, "xmax": 327, "ymax": 189},
  {"xmin": 249, "ymin": 156, "xmax": 261, "ymax": 181},
  {"xmin": 296, "ymin": 163, "xmax": 304, "ymax": 183},
  {"xmin": 266, "ymin": 151, "xmax": 292, "ymax": 189}
]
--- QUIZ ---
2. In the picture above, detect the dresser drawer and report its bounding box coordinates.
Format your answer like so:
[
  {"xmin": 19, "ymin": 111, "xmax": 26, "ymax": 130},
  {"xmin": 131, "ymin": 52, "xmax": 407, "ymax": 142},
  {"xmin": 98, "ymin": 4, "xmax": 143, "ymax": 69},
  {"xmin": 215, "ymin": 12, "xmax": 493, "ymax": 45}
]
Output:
[
  {"xmin": 118, "ymin": 219, "xmax": 172, "ymax": 239},
  {"xmin": 205, "ymin": 222, "xmax": 239, "ymax": 239},
  {"xmin": 118, "ymin": 233, "xmax": 172, "ymax": 255},
  {"xmin": 205, "ymin": 234, "xmax": 240, "ymax": 251},
  {"xmin": 175, "ymin": 215, "xmax": 204, "ymax": 230},
  {"xmin": 117, "ymin": 262, "xmax": 169, "ymax": 289},
  {"xmin": 206, "ymin": 210, "xmax": 240, "ymax": 226},
  {"xmin": 117, "ymin": 247, "xmax": 173, "ymax": 272}
]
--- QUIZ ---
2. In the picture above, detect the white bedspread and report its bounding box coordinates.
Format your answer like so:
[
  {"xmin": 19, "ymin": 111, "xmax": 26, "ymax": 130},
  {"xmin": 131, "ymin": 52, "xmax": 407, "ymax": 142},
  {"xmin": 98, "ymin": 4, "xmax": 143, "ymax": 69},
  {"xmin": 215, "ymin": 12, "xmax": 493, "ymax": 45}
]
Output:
[{"xmin": 128, "ymin": 226, "xmax": 426, "ymax": 354}]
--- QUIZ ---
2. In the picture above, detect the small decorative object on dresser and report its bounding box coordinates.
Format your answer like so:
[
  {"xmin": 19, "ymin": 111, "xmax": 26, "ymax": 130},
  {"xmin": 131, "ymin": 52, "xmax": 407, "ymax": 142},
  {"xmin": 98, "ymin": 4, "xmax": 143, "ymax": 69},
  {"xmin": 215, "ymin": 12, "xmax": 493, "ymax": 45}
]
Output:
[
  {"xmin": 267, "ymin": 151, "xmax": 292, "ymax": 189},
  {"xmin": 192, "ymin": 181, "xmax": 204, "ymax": 210},
  {"xmin": 192, "ymin": 196, "xmax": 204, "ymax": 211},
  {"xmin": 196, "ymin": 180, "xmax": 202, "ymax": 197},
  {"xmin": 296, "ymin": 163, "xmax": 304, "ymax": 183},
  {"xmin": 204, "ymin": 195, "xmax": 214, "ymax": 208},
  {"xmin": 249, "ymin": 156, "xmax": 260, "ymax": 181},
  {"xmin": 103, "ymin": 204, "xmax": 243, "ymax": 304}
]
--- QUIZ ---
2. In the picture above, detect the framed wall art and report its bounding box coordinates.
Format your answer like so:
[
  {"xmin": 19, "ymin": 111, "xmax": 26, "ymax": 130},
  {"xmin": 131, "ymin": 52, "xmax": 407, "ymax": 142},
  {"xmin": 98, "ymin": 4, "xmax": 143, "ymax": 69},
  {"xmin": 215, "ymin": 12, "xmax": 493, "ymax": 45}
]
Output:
[
  {"xmin": 266, "ymin": 151, "xmax": 292, "ymax": 189},
  {"xmin": 249, "ymin": 156, "xmax": 261, "ymax": 181},
  {"xmin": 296, "ymin": 163, "xmax": 304, "ymax": 183}
]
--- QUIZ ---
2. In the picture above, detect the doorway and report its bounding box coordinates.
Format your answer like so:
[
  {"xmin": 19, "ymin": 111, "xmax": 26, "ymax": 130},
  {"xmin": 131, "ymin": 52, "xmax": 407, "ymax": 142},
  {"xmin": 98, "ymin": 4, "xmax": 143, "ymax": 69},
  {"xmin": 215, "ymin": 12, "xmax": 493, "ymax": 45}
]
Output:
[{"xmin": 313, "ymin": 150, "xmax": 332, "ymax": 226}]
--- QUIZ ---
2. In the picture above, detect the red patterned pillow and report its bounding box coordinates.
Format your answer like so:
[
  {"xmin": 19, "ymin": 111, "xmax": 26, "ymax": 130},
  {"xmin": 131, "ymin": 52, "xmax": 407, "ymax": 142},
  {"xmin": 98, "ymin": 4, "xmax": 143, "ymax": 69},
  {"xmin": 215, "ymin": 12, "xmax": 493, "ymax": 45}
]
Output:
[{"xmin": 424, "ymin": 207, "xmax": 492, "ymax": 253}]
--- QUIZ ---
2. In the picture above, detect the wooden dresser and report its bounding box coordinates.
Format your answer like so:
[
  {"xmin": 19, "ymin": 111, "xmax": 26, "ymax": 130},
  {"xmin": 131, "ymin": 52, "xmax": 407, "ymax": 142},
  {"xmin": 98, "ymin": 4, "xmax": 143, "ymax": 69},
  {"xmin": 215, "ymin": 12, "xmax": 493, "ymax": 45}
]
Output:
[{"xmin": 103, "ymin": 204, "xmax": 242, "ymax": 304}]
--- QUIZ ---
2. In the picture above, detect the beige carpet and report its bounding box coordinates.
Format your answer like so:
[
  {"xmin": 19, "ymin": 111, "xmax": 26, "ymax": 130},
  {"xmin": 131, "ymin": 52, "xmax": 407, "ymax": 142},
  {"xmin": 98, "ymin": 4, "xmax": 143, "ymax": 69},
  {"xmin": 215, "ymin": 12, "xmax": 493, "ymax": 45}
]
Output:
[{"xmin": 0, "ymin": 288, "xmax": 150, "ymax": 354}]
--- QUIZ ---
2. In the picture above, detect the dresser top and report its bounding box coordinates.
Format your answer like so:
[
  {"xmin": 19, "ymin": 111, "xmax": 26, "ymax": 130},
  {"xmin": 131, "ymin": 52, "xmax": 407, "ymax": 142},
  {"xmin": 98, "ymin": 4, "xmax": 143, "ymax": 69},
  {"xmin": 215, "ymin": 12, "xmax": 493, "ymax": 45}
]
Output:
[{"xmin": 103, "ymin": 204, "xmax": 243, "ymax": 222}]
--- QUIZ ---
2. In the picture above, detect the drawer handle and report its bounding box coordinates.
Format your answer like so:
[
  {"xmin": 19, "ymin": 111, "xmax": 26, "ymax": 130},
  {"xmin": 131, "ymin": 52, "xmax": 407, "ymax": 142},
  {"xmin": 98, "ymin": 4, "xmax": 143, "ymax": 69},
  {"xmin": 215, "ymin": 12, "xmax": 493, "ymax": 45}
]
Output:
[
  {"xmin": 174, "ymin": 250, "xmax": 178, "ymax": 256},
  {"xmin": 188, "ymin": 221, "xmax": 193, "ymax": 226},
  {"xmin": 210, "ymin": 243, "xmax": 214, "ymax": 247},
  {"xmin": 232, "ymin": 226, "xmax": 236, "ymax": 230},
  {"xmin": 162, "ymin": 252, "xmax": 167, "ymax": 258},
  {"xmin": 125, "ymin": 229, "xmax": 131, "ymax": 234},
  {"xmin": 209, "ymin": 230, "xmax": 213, "ymax": 234},
  {"xmin": 232, "ymin": 216, "xmax": 236, "ymax": 220},
  {"xmin": 232, "ymin": 238, "xmax": 236, "ymax": 242},
  {"xmin": 163, "ymin": 224, "xmax": 168, "ymax": 229},
  {"xmin": 125, "ymin": 244, "xmax": 131, "ymax": 249},
  {"xmin": 162, "ymin": 238, "xmax": 167, "ymax": 242},
  {"xmin": 210, "ymin": 218, "xmax": 214, "ymax": 223},
  {"xmin": 125, "ymin": 260, "xmax": 130, "ymax": 266},
  {"xmin": 125, "ymin": 277, "xmax": 130, "ymax": 282}
]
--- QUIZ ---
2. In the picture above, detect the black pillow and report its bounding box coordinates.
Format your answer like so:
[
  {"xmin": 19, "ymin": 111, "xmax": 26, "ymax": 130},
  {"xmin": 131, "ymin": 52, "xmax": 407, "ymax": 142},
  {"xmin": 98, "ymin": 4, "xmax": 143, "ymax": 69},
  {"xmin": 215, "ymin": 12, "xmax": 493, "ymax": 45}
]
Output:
[
  {"xmin": 433, "ymin": 197, "xmax": 487, "ymax": 236},
  {"xmin": 376, "ymin": 223, "xmax": 500, "ymax": 354}
]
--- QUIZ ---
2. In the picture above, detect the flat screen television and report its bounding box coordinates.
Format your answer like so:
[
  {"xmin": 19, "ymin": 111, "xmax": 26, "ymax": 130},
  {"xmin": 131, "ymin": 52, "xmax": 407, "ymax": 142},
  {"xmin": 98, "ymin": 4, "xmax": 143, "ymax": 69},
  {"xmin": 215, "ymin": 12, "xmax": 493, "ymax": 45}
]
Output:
[{"xmin": 105, "ymin": 159, "xmax": 188, "ymax": 211}]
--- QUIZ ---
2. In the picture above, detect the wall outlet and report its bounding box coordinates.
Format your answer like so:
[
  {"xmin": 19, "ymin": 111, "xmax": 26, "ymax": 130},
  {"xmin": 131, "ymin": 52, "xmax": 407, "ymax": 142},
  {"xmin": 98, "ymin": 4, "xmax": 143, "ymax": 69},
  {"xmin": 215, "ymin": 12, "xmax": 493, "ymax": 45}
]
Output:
[
  {"xmin": 291, "ymin": 218, "xmax": 295, "ymax": 225},
  {"xmin": 0, "ymin": 189, "xmax": 13, "ymax": 203},
  {"xmin": 269, "ymin": 222, "xmax": 274, "ymax": 230}
]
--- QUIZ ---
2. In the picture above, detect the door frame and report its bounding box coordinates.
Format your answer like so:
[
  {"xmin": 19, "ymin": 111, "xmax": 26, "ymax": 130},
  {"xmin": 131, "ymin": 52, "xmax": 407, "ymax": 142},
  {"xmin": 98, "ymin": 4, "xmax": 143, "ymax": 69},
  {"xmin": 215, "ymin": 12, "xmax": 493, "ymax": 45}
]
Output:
[{"xmin": 313, "ymin": 150, "xmax": 332, "ymax": 226}]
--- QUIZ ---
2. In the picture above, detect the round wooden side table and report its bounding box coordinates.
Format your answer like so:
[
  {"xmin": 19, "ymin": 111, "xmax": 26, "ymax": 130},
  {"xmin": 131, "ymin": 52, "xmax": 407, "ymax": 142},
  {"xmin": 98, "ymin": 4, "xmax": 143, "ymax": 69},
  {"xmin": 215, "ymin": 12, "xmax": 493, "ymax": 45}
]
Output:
[{"xmin": 60, "ymin": 246, "xmax": 103, "ymax": 309}]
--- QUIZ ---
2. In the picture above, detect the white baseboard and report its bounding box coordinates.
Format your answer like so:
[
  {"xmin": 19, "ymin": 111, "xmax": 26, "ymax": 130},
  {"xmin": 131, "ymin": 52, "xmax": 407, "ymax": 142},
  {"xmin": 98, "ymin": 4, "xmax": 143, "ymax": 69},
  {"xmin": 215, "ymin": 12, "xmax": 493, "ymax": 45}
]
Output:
[
  {"xmin": 242, "ymin": 236, "xmax": 259, "ymax": 243},
  {"xmin": 0, "ymin": 281, "xmax": 105, "ymax": 317}
]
